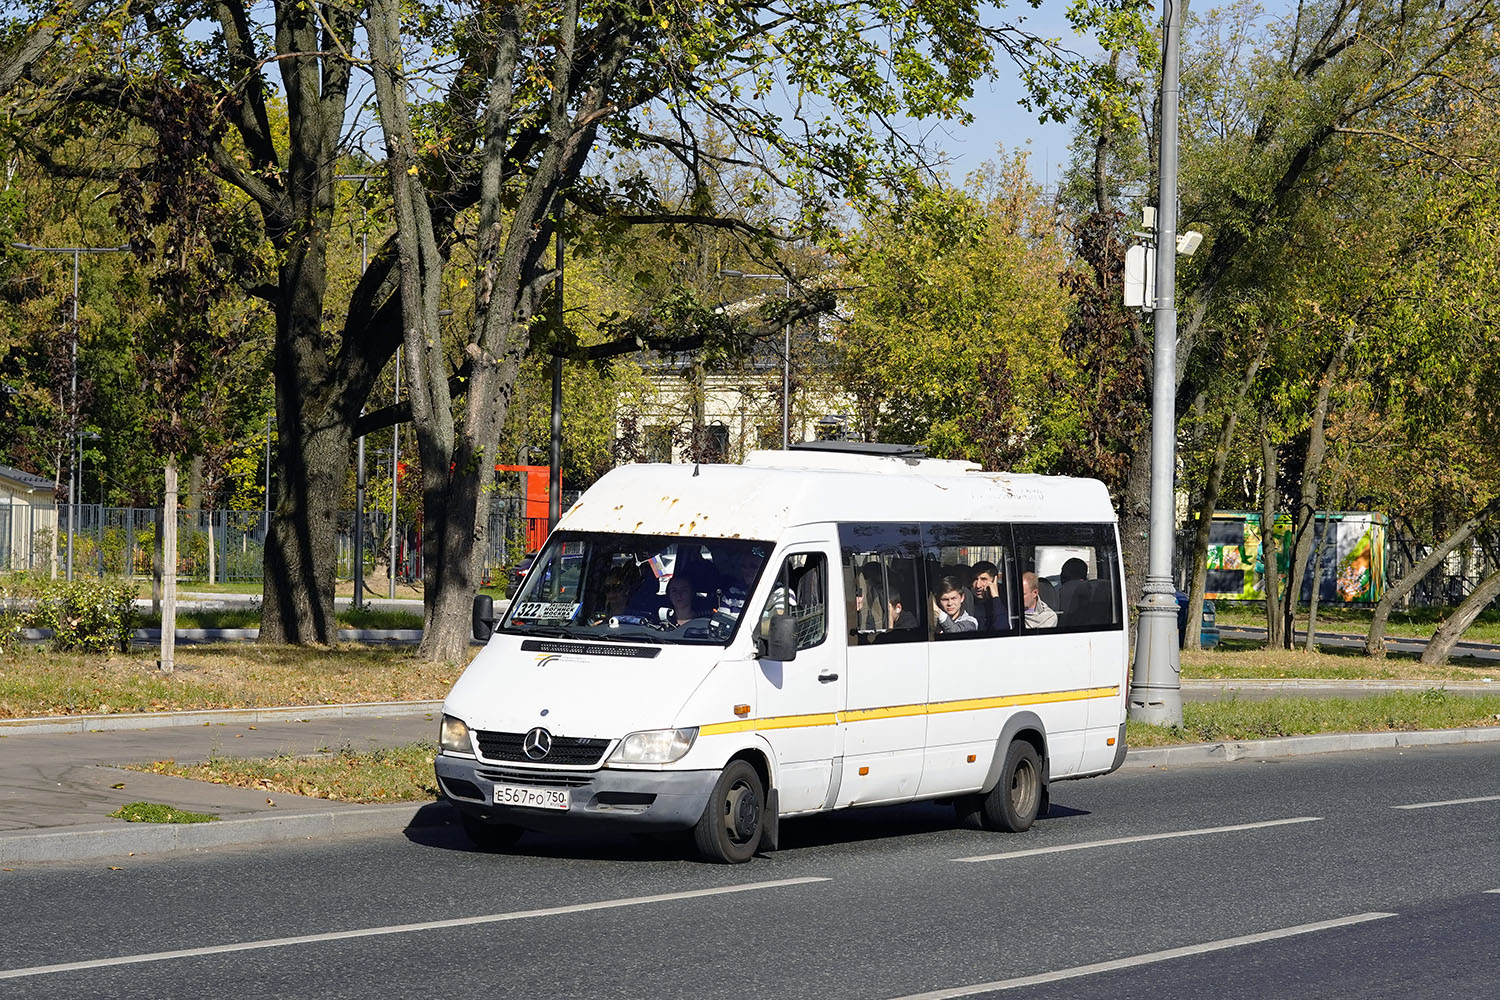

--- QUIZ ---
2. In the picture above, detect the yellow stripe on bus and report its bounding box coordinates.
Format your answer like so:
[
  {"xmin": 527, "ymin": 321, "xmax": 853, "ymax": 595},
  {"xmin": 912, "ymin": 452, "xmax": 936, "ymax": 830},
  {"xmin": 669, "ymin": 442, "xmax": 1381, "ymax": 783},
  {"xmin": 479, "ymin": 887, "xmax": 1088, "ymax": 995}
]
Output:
[{"xmin": 698, "ymin": 685, "xmax": 1119, "ymax": 736}]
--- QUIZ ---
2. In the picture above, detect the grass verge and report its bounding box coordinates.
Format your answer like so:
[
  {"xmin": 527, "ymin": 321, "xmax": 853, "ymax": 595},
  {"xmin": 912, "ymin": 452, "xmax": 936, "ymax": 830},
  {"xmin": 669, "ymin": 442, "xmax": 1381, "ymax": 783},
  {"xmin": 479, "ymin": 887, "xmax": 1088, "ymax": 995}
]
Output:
[
  {"xmin": 1180, "ymin": 642, "xmax": 1500, "ymax": 682},
  {"xmin": 1214, "ymin": 602, "xmax": 1500, "ymax": 644},
  {"xmin": 1127, "ymin": 691, "xmax": 1500, "ymax": 747},
  {"xmin": 0, "ymin": 645, "xmax": 467, "ymax": 718},
  {"xmin": 108, "ymin": 801, "xmax": 220, "ymax": 823},
  {"xmin": 136, "ymin": 744, "xmax": 440, "ymax": 804},
  {"xmin": 140, "ymin": 691, "xmax": 1500, "ymax": 802}
]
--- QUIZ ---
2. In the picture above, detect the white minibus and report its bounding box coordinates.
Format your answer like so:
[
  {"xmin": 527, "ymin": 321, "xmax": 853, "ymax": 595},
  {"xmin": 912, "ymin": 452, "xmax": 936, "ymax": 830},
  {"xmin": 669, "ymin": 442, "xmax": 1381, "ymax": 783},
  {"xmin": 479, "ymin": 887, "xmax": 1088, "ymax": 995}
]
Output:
[{"xmin": 436, "ymin": 443, "xmax": 1130, "ymax": 863}]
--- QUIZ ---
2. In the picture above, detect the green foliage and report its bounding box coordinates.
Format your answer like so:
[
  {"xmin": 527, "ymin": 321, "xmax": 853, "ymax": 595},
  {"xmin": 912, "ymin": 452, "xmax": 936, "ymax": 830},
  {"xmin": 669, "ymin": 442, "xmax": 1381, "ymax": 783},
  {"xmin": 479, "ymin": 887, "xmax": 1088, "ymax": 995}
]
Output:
[
  {"xmin": 4, "ymin": 578, "xmax": 140, "ymax": 653},
  {"xmin": 833, "ymin": 155, "xmax": 1074, "ymax": 464},
  {"xmin": 1126, "ymin": 693, "xmax": 1500, "ymax": 747}
]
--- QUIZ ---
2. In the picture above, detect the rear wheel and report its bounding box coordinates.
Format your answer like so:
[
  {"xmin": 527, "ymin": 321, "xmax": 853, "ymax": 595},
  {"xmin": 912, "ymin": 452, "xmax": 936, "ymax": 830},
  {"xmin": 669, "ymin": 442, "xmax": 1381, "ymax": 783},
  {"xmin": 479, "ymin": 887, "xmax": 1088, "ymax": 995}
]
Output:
[
  {"xmin": 693, "ymin": 760, "xmax": 764, "ymax": 864},
  {"xmin": 980, "ymin": 740, "xmax": 1043, "ymax": 833},
  {"xmin": 459, "ymin": 812, "xmax": 524, "ymax": 851}
]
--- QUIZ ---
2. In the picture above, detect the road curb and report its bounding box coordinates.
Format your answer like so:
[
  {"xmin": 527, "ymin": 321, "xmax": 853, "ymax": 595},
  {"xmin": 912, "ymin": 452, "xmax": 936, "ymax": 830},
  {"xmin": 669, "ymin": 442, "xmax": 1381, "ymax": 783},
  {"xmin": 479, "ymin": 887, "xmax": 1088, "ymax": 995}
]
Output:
[
  {"xmin": 1122, "ymin": 726, "xmax": 1500, "ymax": 767},
  {"xmin": 0, "ymin": 801, "xmax": 455, "ymax": 865},
  {"xmin": 0, "ymin": 701, "xmax": 445, "ymax": 737}
]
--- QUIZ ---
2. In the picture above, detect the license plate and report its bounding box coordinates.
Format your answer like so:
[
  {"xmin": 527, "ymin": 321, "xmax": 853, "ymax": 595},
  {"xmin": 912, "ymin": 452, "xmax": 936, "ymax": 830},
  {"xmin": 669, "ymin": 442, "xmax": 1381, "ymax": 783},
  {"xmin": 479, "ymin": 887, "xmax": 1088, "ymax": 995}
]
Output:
[{"xmin": 493, "ymin": 783, "xmax": 570, "ymax": 810}]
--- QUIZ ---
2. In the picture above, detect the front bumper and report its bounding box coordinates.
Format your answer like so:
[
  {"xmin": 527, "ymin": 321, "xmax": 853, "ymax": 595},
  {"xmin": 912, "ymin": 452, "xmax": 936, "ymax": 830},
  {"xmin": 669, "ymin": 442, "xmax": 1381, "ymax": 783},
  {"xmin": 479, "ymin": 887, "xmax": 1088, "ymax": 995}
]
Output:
[{"xmin": 434, "ymin": 753, "xmax": 719, "ymax": 832}]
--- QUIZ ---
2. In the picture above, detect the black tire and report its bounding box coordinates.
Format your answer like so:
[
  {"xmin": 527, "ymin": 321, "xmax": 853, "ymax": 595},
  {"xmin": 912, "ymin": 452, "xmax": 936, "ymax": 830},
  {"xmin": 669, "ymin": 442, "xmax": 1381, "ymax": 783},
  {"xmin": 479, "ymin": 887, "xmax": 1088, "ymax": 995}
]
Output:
[
  {"xmin": 459, "ymin": 812, "xmax": 524, "ymax": 851},
  {"xmin": 981, "ymin": 740, "xmax": 1043, "ymax": 833},
  {"xmin": 954, "ymin": 794, "xmax": 986, "ymax": 830},
  {"xmin": 693, "ymin": 760, "xmax": 764, "ymax": 864}
]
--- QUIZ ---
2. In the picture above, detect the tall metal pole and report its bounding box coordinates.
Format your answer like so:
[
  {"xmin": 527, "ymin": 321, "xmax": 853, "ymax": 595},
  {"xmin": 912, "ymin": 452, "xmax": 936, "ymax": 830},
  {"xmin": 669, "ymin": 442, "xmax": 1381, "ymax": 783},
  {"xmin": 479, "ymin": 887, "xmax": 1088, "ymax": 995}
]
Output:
[
  {"xmin": 782, "ymin": 276, "xmax": 791, "ymax": 449},
  {"xmin": 67, "ymin": 250, "xmax": 78, "ymax": 583},
  {"xmin": 548, "ymin": 206, "xmax": 563, "ymax": 531},
  {"xmin": 1128, "ymin": 0, "xmax": 1187, "ymax": 726}
]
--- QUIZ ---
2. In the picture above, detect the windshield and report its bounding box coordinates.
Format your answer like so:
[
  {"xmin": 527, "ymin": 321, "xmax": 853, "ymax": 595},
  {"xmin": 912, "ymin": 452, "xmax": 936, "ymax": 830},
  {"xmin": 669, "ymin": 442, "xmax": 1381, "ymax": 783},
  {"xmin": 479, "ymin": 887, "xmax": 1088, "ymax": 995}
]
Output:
[{"xmin": 502, "ymin": 532, "xmax": 772, "ymax": 645}]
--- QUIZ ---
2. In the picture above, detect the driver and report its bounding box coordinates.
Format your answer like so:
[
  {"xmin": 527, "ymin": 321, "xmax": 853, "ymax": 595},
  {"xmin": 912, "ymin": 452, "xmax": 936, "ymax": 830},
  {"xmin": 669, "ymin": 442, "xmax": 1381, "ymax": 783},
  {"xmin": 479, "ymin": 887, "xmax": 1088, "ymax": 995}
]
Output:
[{"xmin": 666, "ymin": 565, "xmax": 710, "ymax": 625}]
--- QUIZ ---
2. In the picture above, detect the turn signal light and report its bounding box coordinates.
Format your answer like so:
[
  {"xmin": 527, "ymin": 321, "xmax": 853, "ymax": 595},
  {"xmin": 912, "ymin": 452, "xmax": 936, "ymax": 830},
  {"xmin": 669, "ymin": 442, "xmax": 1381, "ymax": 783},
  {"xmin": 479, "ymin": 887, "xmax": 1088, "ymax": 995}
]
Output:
[
  {"xmin": 858, "ymin": 766, "xmax": 869, "ymax": 776},
  {"xmin": 1107, "ymin": 737, "xmax": 1117, "ymax": 746},
  {"xmin": 733, "ymin": 704, "xmax": 750, "ymax": 716},
  {"xmin": 966, "ymin": 754, "xmax": 977, "ymax": 763}
]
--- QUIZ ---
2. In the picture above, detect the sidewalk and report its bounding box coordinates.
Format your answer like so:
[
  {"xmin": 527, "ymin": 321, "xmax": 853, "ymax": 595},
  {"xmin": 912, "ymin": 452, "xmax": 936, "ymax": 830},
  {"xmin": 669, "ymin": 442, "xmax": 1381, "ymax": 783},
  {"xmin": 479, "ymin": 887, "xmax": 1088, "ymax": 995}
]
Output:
[
  {"xmin": 0, "ymin": 704, "xmax": 451, "ymax": 864},
  {"xmin": 3, "ymin": 698, "xmax": 1499, "ymax": 865}
]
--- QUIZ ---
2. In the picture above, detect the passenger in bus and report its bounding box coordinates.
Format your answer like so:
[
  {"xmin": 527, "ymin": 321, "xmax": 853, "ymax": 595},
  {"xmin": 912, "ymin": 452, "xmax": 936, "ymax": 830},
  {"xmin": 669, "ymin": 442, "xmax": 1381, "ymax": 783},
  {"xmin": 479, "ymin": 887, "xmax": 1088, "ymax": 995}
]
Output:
[
  {"xmin": 970, "ymin": 561, "xmax": 1004, "ymax": 632},
  {"xmin": 854, "ymin": 563, "xmax": 889, "ymax": 632},
  {"xmin": 666, "ymin": 565, "xmax": 712, "ymax": 624},
  {"xmin": 932, "ymin": 575, "xmax": 978, "ymax": 633},
  {"xmin": 1023, "ymin": 571, "xmax": 1058, "ymax": 628},
  {"xmin": 870, "ymin": 587, "xmax": 918, "ymax": 644},
  {"xmin": 1057, "ymin": 557, "xmax": 1090, "ymax": 623}
]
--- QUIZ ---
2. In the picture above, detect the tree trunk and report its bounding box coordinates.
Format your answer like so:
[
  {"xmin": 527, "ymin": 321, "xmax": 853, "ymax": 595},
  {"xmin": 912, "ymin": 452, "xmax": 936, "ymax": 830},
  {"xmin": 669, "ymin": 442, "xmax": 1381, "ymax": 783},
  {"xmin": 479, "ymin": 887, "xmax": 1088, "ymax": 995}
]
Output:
[
  {"xmin": 1367, "ymin": 500, "xmax": 1500, "ymax": 656},
  {"xmin": 1259, "ymin": 424, "xmax": 1282, "ymax": 648},
  {"xmin": 1420, "ymin": 567, "xmax": 1500, "ymax": 665},
  {"xmin": 1281, "ymin": 329, "xmax": 1355, "ymax": 647},
  {"xmin": 259, "ymin": 238, "xmax": 350, "ymax": 644},
  {"xmin": 1184, "ymin": 343, "xmax": 1265, "ymax": 649},
  {"xmin": 1304, "ymin": 513, "xmax": 1331, "ymax": 651},
  {"xmin": 159, "ymin": 456, "xmax": 177, "ymax": 674},
  {"xmin": 1119, "ymin": 436, "xmax": 1152, "ymax": 621}
]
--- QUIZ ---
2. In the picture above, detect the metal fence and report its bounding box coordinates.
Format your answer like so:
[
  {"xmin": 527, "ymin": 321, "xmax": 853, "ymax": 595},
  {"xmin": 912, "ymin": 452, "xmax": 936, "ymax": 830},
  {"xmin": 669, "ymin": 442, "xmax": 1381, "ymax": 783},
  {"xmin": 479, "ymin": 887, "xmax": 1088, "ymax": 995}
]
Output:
[{"xmin": 25, "ymin": 494, "xmax": 574, "ymax": 586}]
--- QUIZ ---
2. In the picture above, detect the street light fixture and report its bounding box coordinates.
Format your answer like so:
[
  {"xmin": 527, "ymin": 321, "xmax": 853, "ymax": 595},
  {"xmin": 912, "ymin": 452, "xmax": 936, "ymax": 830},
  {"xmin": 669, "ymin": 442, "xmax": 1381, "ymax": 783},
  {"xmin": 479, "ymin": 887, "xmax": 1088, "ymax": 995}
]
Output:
[
  {"xmin": 12, "ymin": 242, "xmax": 131, "ymax": 582},
  {"xmin": 719, "ymin": 268, "xmax": 793, "ymax": 449}
]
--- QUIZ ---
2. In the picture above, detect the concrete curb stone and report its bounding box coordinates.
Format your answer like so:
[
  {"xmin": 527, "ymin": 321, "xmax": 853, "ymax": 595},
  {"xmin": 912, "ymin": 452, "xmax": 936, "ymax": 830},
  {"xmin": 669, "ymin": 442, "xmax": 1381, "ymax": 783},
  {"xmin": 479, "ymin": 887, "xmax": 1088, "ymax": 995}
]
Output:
[
  {"xmin": 0, "ymin": 701, "xmax": 446, "ymax": 737},
  {"xmin": 0, "ymin": 801, "xmax": 454, "ymax": 865},
  {"xmin": 1122, "ymin": 725, "xmax": 1500, "ymax": 767}
]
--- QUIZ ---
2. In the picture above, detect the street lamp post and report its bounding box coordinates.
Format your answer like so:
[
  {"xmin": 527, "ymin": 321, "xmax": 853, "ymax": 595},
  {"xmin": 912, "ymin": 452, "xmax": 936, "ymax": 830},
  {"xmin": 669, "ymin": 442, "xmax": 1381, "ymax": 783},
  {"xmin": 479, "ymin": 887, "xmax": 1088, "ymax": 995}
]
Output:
[
  {"xmin": 719, "ymin": 269, "xmax": 793, "ymax": 449},
  {"xmin": 12, "ymin": 242, "xmax": 130, "ymax": 582},
  {"xmin": 1127, "ymin": 0, "xmax": 1187, "ymax": 726}
]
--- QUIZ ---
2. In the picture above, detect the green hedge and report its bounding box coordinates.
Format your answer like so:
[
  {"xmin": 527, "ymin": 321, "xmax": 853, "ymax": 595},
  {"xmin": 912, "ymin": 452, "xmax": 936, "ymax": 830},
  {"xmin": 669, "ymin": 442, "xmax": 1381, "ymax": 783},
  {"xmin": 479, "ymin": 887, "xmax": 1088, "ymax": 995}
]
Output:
[{"xmin": 1, "ymin": 578, "xmax": 141, "ymax": 653}]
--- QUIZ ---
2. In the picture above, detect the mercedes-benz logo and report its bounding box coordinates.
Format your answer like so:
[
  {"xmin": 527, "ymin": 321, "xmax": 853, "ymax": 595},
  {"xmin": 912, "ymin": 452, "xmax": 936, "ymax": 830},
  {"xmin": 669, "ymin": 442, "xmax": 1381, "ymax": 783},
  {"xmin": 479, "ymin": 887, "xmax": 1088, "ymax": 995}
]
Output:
[{"xmin": 522, "ymin": 727, "xmax": 553, "ymax": 760}]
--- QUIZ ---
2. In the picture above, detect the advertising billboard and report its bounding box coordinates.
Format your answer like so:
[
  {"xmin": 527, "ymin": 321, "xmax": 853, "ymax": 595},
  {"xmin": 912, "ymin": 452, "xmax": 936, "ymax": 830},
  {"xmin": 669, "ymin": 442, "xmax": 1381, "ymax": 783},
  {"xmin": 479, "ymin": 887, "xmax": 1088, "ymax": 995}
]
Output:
[{"xmin": 1203, "ymin": 511, "xmax": 1386, "ymax": 604}]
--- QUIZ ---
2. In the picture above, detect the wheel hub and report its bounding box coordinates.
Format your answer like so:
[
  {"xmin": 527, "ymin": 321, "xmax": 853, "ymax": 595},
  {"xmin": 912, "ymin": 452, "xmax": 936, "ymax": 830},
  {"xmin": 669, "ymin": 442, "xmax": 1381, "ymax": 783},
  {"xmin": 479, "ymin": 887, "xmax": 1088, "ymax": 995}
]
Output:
[{"xmin": 727, "ymin": 782, "xmax": 760, "ymax": 841}]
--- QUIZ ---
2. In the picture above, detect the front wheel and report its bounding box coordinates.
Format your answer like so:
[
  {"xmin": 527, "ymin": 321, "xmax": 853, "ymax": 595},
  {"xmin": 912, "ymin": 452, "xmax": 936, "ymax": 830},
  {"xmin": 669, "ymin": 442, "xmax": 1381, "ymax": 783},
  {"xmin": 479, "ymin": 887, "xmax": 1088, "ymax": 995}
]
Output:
[
  {"xmin": 693, "ymin": 761, "xmax": 764, "ymax": 864},
  {"xmin": 980, "ymin": 740, "xmax": 1043, "ymax": 833}
]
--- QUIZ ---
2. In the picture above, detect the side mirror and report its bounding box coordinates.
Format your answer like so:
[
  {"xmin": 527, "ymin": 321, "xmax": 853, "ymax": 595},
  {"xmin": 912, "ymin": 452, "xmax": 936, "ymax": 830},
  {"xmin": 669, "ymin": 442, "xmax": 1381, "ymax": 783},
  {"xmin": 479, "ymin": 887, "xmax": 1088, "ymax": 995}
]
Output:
[
  {"xmin": 756, "ymin": 613, "xmax": 798, "ymax": 662},
  {"xmin": 472, "ymin": 594, "xmax": 497, "ymax": 642}
]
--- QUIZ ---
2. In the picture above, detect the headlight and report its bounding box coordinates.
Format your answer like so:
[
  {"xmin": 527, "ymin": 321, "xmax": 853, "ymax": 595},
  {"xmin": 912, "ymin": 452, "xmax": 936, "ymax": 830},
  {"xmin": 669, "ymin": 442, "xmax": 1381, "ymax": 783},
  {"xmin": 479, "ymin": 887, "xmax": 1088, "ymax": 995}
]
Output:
[
  {"xmin": 439, "ymin": 714, "xmax": 474, "ymax": 755},
  {"xmin": 608, "ymin": 727, "xmax": 698, "ymax": 764}
]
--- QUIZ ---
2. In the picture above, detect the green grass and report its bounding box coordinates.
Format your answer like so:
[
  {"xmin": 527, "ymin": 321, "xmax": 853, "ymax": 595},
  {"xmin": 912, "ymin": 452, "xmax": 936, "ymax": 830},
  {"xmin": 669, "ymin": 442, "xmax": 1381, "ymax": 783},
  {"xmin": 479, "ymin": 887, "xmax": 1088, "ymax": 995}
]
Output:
[
  {"xmin": 1127, "ymin": 690, "xmax": 1500, "ymax": 747},
  {"xmin": 108, "ymin": 801, "xmax": 220, "ymax": 823},
  {"xmin": 1180, "ymin": 641, "xmax": 1500, "ymax": 682},
  {"xmin": 0, "ymin": 644, "xmax": 465, "ymax": 718},
  {"xmin": 138, "ymin": 743, "xmax": 440, "ymax": 804}
]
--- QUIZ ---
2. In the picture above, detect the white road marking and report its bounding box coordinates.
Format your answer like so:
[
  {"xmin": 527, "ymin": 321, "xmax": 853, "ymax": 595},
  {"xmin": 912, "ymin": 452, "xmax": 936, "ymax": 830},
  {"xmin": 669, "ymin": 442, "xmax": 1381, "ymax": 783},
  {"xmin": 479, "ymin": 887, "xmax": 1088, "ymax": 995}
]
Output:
[
  {"xmin": 887, "ymin": 911, "xmax": 1397, "ymax": 999},
  {"xmin": 0, "ymin": 876, "xmax": 829, "ymax": 981},
  {"xmin": 952, "ymin": 816, "xmax": 1323, "ymax": 863},
  {"xmin": 1392, "ymin": 794, "xmax": 1500, "ymax": 811},
  {"xmin": 1486, "ymin": 889, "xmax": 1500, "ymax": 894}
]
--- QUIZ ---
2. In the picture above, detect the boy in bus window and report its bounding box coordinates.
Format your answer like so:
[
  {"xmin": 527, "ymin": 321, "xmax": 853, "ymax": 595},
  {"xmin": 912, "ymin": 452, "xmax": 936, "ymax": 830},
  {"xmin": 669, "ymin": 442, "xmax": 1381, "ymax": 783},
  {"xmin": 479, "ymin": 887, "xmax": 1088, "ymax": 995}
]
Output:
[
  {"xmin": 1023, "ymin": 571, "xmax": 1058, "ymax": 628},
  {"xmin": 932, "ymin": 574, "xmax": 978, "ymax": 633}
]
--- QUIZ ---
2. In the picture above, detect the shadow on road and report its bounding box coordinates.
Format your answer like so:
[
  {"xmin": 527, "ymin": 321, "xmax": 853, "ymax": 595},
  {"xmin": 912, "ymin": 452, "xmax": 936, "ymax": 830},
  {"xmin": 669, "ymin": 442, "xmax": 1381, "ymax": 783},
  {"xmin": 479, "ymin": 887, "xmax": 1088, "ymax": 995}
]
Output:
[{"xmin": 401, "ymin": 797, "xmax": 1093, "ymax": 863}]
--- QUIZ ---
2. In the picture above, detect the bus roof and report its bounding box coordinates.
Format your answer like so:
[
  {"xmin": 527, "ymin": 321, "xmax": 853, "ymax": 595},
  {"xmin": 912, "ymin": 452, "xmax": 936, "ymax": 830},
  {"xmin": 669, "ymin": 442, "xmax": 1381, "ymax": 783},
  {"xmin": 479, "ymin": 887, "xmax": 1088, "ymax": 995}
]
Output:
[{"xmin": 555, "ymin": 451, "xmax": 1115, "ymax": 540}]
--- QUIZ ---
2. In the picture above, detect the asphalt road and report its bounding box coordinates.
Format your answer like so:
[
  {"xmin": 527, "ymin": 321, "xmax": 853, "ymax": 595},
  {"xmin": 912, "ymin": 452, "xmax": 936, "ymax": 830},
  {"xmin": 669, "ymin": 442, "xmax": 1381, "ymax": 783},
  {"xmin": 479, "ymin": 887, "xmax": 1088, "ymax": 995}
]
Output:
[{"xmin": 1, "ymin": 743, "xmax": 1496, "ymax": 999}]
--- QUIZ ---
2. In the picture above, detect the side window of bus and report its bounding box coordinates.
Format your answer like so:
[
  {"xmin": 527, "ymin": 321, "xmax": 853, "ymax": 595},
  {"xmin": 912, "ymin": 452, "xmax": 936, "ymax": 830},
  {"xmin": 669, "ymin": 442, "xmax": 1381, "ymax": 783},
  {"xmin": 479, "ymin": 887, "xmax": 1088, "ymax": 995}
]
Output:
[
  {"xmin": 757, "ymin": 552, "xmax": 828, "ymax": 651},
  {"xmin": 840, "ymin": 523, "xmax": 925, "ymax": 645},
  {"xmin": 1012, "ymin": 523, "xmax": 1123, "ymax": 632},
  {"xmin": 921, "ymin": 523, "xmax": 1017, "ymax": 638}
]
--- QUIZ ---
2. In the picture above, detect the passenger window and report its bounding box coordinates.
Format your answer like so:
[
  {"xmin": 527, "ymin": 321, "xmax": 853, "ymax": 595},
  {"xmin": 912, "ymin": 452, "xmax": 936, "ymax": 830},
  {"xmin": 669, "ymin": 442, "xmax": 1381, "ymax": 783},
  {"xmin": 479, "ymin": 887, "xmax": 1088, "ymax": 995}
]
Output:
[
  {"xmin": 1012, "ymin": 523, "xmax": 1123, "ymax": 632},
  {"xmin": 840, "ymin": 523, "xmax": 925, "ymax": 645},
  {"xmin": 756, "ymin": 552, "xmax": 828, "ymax": 650},
  {"xmin": 921, "ymin": 523, "xmax": 1017, "ymax": 638}
]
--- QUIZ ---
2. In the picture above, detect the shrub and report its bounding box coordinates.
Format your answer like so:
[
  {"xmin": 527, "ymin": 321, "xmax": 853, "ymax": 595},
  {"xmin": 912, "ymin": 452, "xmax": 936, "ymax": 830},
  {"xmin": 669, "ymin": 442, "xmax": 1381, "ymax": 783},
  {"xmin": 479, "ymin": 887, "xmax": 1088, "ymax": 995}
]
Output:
[{"xmin": 8, "ymin": 578, "xmax": 141, "ymax": 653}]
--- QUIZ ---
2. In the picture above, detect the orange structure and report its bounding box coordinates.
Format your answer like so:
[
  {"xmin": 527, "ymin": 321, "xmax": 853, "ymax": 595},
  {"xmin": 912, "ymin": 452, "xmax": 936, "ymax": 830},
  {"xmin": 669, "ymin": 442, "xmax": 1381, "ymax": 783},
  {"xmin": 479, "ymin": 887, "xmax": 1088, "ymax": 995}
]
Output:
[{"xmin": 495, "ymin": 464, "xmax": 556, "ymax": 551}]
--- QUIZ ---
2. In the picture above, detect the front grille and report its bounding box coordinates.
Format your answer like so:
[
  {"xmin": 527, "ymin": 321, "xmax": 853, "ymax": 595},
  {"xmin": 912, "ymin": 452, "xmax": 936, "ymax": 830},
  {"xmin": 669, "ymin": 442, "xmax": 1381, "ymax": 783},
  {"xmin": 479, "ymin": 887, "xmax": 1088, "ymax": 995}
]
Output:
[
  {"xmin": 477, "ymin": 766, "xmax": 597, "ymax": 788},
  {"xmin": 473, "ymin": 730, "xmax": 611, "ymax": 766}
]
